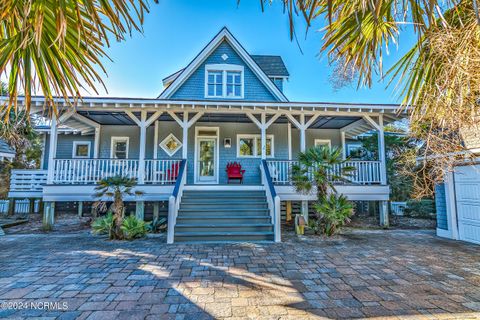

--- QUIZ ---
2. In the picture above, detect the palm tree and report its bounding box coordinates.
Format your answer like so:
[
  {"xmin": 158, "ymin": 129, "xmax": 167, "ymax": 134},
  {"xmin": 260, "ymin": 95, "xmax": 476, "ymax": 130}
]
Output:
[
  {"xmin": 263, "ymin": 0, "xmax": 480, "ymax": 194},
  {"xmin": 291, "ymin": 146, "xmax": 355, "ymax": 200},
  {"xmin": 94, "ymin": 176, "xmax": 142, "ymax": 239},
  {"xmin": 0, "ymin": 0, "xmax": 154, "ymax": 117}
]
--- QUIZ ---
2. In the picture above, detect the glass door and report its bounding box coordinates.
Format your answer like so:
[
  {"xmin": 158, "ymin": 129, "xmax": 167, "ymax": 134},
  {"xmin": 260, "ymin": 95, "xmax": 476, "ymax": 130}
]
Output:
[{"xmin": 197, "ymin": 138, "xmax": 217, "ymax": 183}]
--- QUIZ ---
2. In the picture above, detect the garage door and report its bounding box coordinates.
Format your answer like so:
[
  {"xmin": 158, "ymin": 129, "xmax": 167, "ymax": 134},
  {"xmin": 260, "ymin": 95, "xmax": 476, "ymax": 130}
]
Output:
[{"xmin": 454, "ymin": 165, "xmax": 480, "ymax": 244}]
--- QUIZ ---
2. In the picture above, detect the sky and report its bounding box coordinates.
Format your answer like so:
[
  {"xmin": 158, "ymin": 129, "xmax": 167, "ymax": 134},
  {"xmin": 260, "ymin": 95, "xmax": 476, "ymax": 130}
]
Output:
[{"xmin": 89, "ymin": 0, "xmax": 417, "ymax": 104}]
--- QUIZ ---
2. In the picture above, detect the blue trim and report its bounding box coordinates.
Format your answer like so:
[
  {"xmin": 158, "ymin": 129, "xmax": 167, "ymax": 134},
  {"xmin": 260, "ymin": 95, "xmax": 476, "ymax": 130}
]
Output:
[
  {"xmin": 172, "ymin": 159, "xmax": 187, "ymax": 198},
  {"xmin": 261, "ymin": 160, "xmax": 277, "ymax": 198}
]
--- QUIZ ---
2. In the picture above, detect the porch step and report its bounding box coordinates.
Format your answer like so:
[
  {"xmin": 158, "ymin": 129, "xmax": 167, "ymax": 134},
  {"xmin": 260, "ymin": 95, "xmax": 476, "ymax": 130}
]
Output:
[
  {"xmin": 174, "ymin": 231, "xmax": 274, "ymax": 242},
  {"xmin": 174, "ymin": 190, "xmax": 274, "ymax": 242},
  {"xmin": 177, "ymin": 216, "xmax": 271, "ymax": 224}
]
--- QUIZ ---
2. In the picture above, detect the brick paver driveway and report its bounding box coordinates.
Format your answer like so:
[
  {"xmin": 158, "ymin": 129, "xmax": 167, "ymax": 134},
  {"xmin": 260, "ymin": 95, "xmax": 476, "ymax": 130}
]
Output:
[{"xmin": 0, "ymin": 229, "xmax": 479, "ymax": 320}]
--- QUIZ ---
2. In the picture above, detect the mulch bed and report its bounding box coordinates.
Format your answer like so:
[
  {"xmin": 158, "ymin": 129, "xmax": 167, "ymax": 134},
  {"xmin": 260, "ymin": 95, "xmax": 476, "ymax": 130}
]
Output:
[{"xmin": 3, "ymin": 213, "xmax": 91, "ymax": 234}]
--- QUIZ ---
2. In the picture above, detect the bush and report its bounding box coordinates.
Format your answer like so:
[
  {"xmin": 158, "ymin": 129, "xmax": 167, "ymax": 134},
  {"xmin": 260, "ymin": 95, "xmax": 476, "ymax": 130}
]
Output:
[
  {"xmin": 121, "ymin": 215, "xmax": 149, "ymax": 240},
  {"xmin": 404, "ymin": 199, "xmax": 435, "ymax": 218},
  {"xmin": 92, "ymin": 212, "xmax": 114, "ymax": 238},
  {"xmin": 313, "ymin": 194, "xmax": 354, "ymax": 236}
]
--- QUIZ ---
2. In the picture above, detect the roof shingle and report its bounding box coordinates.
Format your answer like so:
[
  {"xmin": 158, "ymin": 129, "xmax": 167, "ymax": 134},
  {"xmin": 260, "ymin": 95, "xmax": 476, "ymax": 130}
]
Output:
[{"xmin": 250, "ymin": 55, "xmax": 289, "ymax": 77}]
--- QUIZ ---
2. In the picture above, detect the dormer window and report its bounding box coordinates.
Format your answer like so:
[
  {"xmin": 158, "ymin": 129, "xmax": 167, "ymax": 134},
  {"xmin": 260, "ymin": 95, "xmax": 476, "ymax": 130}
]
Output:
[{"xmin": 205, "ymin": 64, "xmax": 244, "ymax": 98}]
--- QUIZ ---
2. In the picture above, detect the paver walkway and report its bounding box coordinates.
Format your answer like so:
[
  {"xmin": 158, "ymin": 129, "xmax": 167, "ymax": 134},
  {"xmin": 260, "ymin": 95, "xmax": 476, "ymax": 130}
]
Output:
[{"xmin": 0, "ymin": 230, "xmax": 479, "ymax": 319}]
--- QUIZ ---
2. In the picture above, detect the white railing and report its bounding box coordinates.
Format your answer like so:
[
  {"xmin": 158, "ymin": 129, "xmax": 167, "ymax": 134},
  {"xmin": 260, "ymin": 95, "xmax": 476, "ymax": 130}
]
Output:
[
  {"xmin": 167, "ymin": 159, "xmax": 187, "ymax": 244},
  {"xmin": 54, "ymin": 159, "xmax": 139, "ymax": 184},
  {"xmin": 266, "ymin": 160, "xmax": 382, "ymax": 185},
  {"xmin": 145, "ymin": 159, "xmax": 183, "ymax": 184},
  {"xmin": 52, "ymin": 159, "xmax": 182, "ymax": 184},
  {"xmin": 10, "ymin": 169, "xmax": 48, "ymax": 192},
  {"xmin": 391, "ymin": 201, "xmax": 407, "ymax": 216},
  {"xmin": 0, "ymin": 200, "xmax": 9, "ymax": 213},
  {"xmin": 261, "ymin": 160, "xmax": 281, "ymax": 242}
]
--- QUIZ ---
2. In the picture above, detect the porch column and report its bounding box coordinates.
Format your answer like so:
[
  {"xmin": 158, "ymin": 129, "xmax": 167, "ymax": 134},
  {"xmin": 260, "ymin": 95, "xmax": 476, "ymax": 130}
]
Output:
[
  {"xmin": 43, "ymin": 201, "xmax": 55, "ymax": 229},
  {"xmin": 153, "ymin": 121, "xmax": 159, "ymax": 159},
  {"xmin": 287, "ymin": 123, "xmax": 292, "ymax": 160},
  {"xmin": 93, "ymin": 127, "xmax": 100, "ymax": 158},
  {"xmin": 379, "ymin": 201, "xmax": 389, "ymax": 227},
  {"xmin": 377, "ymin": 115, "xmax": 387, "ymax": 185},
  {"xmin": 135, "ymin": 201, "xmax": 145, "ymax": 221},
  {"xmin": 46, "ymin": 117, "xmax": 58, "ymax": 184},
  {"xmin": 299, "ymin": 114, "xmax": 306, "ymax": 152},
  {"xmin": 138, "ymin": 112, "xmax": 147, "ymax": 184},
  {"xmin": 340, "ymin": 131, "xmax": 346, "ymax": 160},
  {"xmin": 77, "ymin": 201, "xmax": 83, "ymax": 217},
  {"xmin": 260, "ymin": 113, "xmax": 267, "ymax": 159}
]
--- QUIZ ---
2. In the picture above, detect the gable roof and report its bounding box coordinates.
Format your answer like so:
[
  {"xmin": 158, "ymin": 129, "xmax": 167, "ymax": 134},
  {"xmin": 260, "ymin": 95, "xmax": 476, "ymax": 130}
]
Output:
[
  {"xmin": 250, "ymin": 55, "xmax": 289, "ymax": 78},
  {"xmin": 159, "ymin": 27, "xmax": 288, "ymax": 101}
]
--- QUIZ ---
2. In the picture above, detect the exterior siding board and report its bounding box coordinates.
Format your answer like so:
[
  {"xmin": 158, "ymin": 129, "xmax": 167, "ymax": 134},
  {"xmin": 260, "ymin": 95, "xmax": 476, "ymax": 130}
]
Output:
[
  {"xmin": 43, "ymin": 134, "xmax": 94, "ymax": 168},
  {"xmin": 435, "ymin": 183, "xmax": 449, "ymax": 230},
  {"xmin": 170, "ymin": 41, "xmax": 279, "ymax": 101}
]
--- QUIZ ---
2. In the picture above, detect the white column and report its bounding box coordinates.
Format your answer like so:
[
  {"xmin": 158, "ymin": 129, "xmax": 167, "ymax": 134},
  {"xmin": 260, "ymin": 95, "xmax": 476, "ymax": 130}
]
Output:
[
  {"xmin": 93, "ymin": 127, "xmax": 100, "ymax": 158},
  {"xmin": 340, "ymin": 131, "xmax": 346, "ymax": 159},
  {"xmin": 182, "ymin": 112, "xmax": 188, "ymax": 159},
  {"xmin": 47, "ymin": 117, "xmax": 58, "ymax": 184},
  {"xmin": 377, "ymin": 115, "xmax": 387, "ymax": 185},
  {"xmin": 153, "ymin": 120, "xmax": 159, "ymax": 160},
  {"xmin": 287, "ymin": 122, "xmax": 292, "ymax": 160},
  {"xmin": 379, "ymin": 201, "xmax": 389, "ymax": 227},
  {"xmin": 138, "ymin": 111, "xmax": 147, "ymax": 184},
  {"xmin": 299, "ymin": 114, "xmax": 306, "ymax": 152},
  {"xmin": 260, "ymin": 113, "xmax": 267, "ymax": 160}
]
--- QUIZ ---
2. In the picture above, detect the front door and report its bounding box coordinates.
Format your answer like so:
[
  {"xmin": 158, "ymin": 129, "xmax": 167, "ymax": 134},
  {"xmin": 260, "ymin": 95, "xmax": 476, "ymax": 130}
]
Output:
[{"xmin": 196, "ymin": 137, "xmax": 218, "ymax": 183}]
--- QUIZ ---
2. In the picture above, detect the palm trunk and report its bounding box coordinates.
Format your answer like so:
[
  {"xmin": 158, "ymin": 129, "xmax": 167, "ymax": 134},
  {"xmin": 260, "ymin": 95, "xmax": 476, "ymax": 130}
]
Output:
[{"xmin": 113, "ymin": 190, "xmax": 124, "ymax": 239}]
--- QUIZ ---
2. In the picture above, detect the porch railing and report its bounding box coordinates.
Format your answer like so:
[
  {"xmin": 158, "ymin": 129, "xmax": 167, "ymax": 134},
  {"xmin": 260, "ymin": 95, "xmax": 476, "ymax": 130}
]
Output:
[
  {"xmin": 52, "ymin": 159, "xmax": 182, "ymax": 184},
  {"xmin": 10, "ymin": 169, "xmax": 48, "ymax": 192},
  {"xmin": 266, "ymin": 160, "xmax": 382, "ymax": 185}
]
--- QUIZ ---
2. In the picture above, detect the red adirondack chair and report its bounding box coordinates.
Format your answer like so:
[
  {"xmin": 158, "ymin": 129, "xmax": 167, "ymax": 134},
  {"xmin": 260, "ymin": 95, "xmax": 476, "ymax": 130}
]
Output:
[
  {"xmin": 226, "ymin": 162, "xmax": 245, "ymax": 184},
  {"xmin": 166, "ymin": 162, "xmax": 180, "ymax": 181}
]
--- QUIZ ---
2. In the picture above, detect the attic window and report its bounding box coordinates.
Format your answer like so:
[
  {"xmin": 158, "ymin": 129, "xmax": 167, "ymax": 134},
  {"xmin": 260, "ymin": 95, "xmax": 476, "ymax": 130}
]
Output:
[{"xmin": 205, "ymin": 64, "xmax": 244, "ymax": 99}]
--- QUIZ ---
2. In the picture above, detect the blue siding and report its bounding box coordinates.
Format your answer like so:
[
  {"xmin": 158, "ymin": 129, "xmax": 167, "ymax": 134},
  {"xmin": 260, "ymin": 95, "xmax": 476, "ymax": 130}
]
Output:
[
  {"xmin": 435, "ymin": 183, "xmax": 448, "ymax": 230},
  {"xmin": 171, "ymin": 41, "xmax": 279, "ymax": 102},
  {"xmin": 43, "ymin": 134, "xmax": 94, "ymax": 168},
  {"xmin": 272, "ymin": 78, "xmax": 283, "ymax": 92}
]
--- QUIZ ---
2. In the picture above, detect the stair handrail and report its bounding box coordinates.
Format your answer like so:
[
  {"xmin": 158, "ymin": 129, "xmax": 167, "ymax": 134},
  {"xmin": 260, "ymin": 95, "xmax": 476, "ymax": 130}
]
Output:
[
  {"xmin": 261, "ymin": 160, "xmax": 281, "ymax": 242},
  {"xmin": 167, "ymin": 159, "xmax": 187, "ymax": 244}
]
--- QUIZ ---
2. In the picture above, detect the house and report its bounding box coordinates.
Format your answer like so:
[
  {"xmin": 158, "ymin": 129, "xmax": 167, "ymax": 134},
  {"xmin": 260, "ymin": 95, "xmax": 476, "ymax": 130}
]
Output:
[
  {"xmin": 6, "ymin": 27, "xmax": 405, "ymax": 243},
  {"xmin": 434, "ymin": 124, "xmax": 480, "ymax": 245}
]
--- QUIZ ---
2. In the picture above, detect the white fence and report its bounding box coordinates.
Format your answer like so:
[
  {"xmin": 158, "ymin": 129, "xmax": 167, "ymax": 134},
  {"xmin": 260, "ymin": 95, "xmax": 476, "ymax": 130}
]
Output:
[
  {"xmin": 266, "ymin": 160, "xmax": 382, "ymax": 185},
  {"xmin": 0, "ymin": 199, "xmax": 41, "ymax": 214}
]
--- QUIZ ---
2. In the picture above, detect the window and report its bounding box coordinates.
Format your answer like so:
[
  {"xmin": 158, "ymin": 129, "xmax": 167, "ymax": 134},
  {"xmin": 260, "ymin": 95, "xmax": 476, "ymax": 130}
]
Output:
[
  {"xmin": 160, "ymin": 134, "xmax": 182, "ymax": 156},
  {"xmin": 237, "ymin": 134, "xmax": 274, "ymax": 158},
  {"xmin": 226, "ymin": 71, "xmax": 242, "ymax": 97},
  {"xmin": 205, "ymin": 64, "xmax": 244, "ymax": 98},
  {"xmin": 207, "ymin": 71, "xmax": 223, "ymax": 97},
  {"xmin": 73, "ymin": 141, "xmax": 91, "ymax": 158},
  {"xmin": 314, "ymin": 139, "xmax": 331, "ymax": 148},
  {"xmin": 111, "ymin": 137, "xmax": 129, "ymax": 159}
]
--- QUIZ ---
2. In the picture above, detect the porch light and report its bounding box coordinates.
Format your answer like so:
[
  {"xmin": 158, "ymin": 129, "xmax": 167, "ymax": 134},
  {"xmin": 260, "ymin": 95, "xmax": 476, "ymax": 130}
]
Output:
[{"xmin": 224, "ymin": 138, "xmax": 232, "ymax": 148}]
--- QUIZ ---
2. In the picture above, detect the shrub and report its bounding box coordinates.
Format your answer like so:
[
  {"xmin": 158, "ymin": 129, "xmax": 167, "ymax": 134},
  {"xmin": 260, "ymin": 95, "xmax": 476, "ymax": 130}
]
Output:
[
  {"xmin": 121, "ymin": 215, "xmax": 149, "ymax": 240},
  {"xmin": 314, "ymin": 194, "xmax": 355, "ymax": 236},
  {"xmin": 92, "ymin": 212, "xmax": 114, "ymax": 238},
  {"xmin": 404, "ymin": 199, "xmax": 435, "ymax": 219}
]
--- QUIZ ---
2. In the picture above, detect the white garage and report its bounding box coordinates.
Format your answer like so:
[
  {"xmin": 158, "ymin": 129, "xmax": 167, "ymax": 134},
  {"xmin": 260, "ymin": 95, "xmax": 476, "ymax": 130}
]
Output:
[
  {"xmin": 453, "ymin": 165, "xmax": 480, "ymax": 244},
  {"xmin": 436, "ymin": 164, "xmax": 480, "ymax": 245}
]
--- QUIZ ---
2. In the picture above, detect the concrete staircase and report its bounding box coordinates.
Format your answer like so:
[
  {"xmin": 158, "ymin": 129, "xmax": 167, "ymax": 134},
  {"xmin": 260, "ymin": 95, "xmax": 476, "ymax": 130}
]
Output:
[{"xmin": 174, "ymin": 190, "xmax": 274, "ymax": 242}]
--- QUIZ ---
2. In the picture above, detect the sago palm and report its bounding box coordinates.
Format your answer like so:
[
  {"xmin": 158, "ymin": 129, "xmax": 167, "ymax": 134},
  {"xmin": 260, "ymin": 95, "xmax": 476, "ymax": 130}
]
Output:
[
  {"xmin": 291, "ymin": 145, "xmax": 355, "ymax": 199},
  {"xmin": 94, "ymin": 176, "xmax": 142, "ymax": 239}
]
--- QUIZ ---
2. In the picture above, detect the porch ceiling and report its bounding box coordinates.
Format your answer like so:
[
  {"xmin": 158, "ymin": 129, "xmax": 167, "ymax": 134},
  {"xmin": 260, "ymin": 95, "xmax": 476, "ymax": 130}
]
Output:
[{"xmin": 76, "ymin": 111, "xmax": 362, "ymax": 129}]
